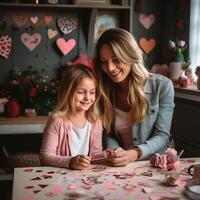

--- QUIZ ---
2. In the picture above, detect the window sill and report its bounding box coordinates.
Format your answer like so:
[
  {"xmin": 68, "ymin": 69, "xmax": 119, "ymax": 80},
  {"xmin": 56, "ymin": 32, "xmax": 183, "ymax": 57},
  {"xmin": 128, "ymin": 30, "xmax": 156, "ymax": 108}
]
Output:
[{"xmin": 174, "ymin": 84, "xmax": 200, "ymax": 102}]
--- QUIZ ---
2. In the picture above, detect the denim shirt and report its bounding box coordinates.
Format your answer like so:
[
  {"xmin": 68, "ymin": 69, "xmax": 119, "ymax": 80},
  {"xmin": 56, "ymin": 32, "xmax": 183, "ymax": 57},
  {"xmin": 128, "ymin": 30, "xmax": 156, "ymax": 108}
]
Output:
[{"xmin": 105, "ymin": 74, "xmax": 175, "ymax": 160}]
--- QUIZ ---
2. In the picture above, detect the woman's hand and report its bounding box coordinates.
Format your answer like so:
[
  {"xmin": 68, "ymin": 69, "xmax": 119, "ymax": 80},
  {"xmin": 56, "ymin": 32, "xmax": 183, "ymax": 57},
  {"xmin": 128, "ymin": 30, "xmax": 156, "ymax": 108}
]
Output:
[
  {"xmin": 106, "ymin": 147, "xmax": 139, "ymax": 166},
  {"xmin": 69, "ymin": 155, "xmax": 91, "ymax": 170}
]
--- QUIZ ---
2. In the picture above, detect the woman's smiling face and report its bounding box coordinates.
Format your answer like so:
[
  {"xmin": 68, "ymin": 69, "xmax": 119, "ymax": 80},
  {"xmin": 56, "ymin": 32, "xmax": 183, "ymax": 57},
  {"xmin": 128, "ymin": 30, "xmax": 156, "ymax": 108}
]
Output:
[{"xmin": 99, "ymin": 44, "xmax": 131, "ymax": 83}]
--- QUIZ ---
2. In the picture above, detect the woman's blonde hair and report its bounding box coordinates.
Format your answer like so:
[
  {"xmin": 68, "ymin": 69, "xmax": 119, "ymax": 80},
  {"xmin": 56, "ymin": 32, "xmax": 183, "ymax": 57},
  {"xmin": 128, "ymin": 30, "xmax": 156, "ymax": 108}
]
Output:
[
  {"xmin": 53, "ymin": 64, "xmax": 100, "ymax": 123},
  {"xmin": 94, "ymin": 28, "xmax": 150, "ymax": 132}
]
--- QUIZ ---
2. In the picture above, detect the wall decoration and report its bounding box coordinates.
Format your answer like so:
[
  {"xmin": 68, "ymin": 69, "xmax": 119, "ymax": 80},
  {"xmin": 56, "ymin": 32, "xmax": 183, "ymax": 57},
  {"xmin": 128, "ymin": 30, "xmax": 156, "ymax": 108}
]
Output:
[
  {"xmin": 139, "ymin": 14, "xmax": 155, "ymax": 30},
  {"xmin": 0, "ymin": 35, "xmax": 12, "ymax": 59},
  {"xmin": 12, "ymin": 13, "xmax": 29, "ymax": 28},
  {"xmin": 47, "ymin": 28, "xmax": 58, "ymax": 39},
  {"xmin": 44, "ymin": 16, "xmax": 53, "ymax": 24},
  {"xmin": 139, "ymin": 38, "xmax": 156, "ymax": 54},
  {"xmin": 57, "ymin": 16, "xmax": 78, "ymax": 35},
  {"xmin": 94, "ymin": 11, "xmax": 119, "ymax": 42},
  {"xmin": 30, "ymin": 16, "xmax": 39, "ymax": 24},
  {"xmin": 20, "ymin": 33, "xmax": 42, "ymax": 51},
  {"xmin": 56, "ymin": 38, "xmax": 76, "ymax": 56}
]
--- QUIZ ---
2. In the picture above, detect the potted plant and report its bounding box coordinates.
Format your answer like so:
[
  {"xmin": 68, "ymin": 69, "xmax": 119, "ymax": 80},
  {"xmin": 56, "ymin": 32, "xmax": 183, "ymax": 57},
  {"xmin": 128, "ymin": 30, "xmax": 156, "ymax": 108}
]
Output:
[{"xmin": 168, "ymin": 39, "xmax": 187, "ymax": 82}]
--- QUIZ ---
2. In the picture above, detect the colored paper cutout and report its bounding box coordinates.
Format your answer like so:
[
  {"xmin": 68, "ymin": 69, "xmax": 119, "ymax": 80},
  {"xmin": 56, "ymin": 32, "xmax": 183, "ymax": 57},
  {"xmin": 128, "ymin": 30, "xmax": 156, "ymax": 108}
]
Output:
[
  {"xmin": 139, "ymin": 38, "xmax": 156, "ymax": 54},
  {"xmin": 139, "ymin": 14, "xmax": 155, "ymax": 29},
  {"xmin": 44, "ymin": 16, "xmax": 53, "ymax": 24},
  {"xmin": 12, "ymin": 13, "xmax": 28, "ymax": 28},
  {"xmin": 21, "ymin": 33, "xmax": 41, "ymax": 51},
  {"xmin": 30, "ymin": 16, "xmax": 38, "ymax": 24},
  {"xmin": 47, "ymin": 28, "xmax": 58, "ymax": 39},
  {"xmin": 0, "ymin": 35, "xmax": 12, "ymax": 59},
  {"xmin": 56, "ymin": 38, "xmax": 76, "ymax": 56},
  {"xmin": 57, "ymin": 16, "xmax": 78, "ymax": 35}
]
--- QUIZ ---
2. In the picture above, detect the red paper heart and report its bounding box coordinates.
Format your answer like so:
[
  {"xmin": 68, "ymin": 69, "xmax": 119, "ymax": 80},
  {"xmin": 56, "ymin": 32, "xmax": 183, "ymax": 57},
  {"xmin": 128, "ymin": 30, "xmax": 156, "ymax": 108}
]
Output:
[
  {"xmin": 56, "ymin": 38, "xmax": 76, "ymax": 55},
  {"xmin": 139, "ymin": 38, "xmax": 156, "ymax": 54},
  {"xmin": 0, "ymin": 35, "xmax": 12, "ymax": 59}
]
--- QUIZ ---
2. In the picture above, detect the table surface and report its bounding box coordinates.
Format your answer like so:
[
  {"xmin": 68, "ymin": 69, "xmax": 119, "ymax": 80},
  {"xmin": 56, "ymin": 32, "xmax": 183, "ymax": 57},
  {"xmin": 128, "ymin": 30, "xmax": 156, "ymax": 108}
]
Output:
[{"xmin": 12, "ymin": 158, "xmax": 200, "ymax": 200}]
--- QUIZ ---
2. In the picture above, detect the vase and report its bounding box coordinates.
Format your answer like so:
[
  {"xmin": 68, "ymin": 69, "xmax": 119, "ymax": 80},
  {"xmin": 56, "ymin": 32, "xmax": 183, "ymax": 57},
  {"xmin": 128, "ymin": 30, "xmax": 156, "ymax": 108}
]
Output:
[
  {"xmin": 169, "ymin": 62, "xmax": 184, "ymax": 82},
  {"xmin": 197, "ymin": 76, "xmax": 200, "ymax": 90},
  {"xmin": 4, "ymin": 99, "xmax": 20, "ymax": 118}
]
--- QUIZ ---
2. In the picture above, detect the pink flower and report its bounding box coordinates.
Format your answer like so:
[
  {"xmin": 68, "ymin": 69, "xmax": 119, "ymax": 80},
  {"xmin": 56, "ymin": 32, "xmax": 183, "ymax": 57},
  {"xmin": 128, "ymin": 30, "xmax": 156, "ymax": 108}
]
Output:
[
  {"xmin": 169, "ymin": 40, "xmax": 176, "ymax": 48},
  {"xmin": 178, "ymin": 40, "xmax": 185, "ymax": 47}
]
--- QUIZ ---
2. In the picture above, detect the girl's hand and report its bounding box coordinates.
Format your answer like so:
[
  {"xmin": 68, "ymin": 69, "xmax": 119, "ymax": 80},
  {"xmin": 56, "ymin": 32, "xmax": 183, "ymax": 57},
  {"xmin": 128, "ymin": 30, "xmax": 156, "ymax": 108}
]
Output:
[
  {"xmin": 107, "ymin": 147, "xmax": 138, "ymax": 166},
  {"xmin": 69, "ymin": 155, "xmax": 91, "ymax": 170}
]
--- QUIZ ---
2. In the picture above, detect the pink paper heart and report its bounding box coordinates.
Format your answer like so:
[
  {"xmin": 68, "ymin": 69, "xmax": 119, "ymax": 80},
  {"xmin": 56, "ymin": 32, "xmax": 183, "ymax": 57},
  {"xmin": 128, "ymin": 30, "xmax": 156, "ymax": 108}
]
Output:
[
  {"xmin": 21, "ymin": 33, "xmax": 41, "ymax": 51},
  {"xmin": 139, "ymin": 14, "xmax": 155, "ymax": 29},
  {"xmin": 30, "ymin": 16, "xmax": 38, "ymax": 24},
  {"xmin": 0, "ymin": 35, "xmax": 12, "ymax": 59},
  {"xmin": 56, "ymin": 38, "xmax": 76, "ymax": 55}
]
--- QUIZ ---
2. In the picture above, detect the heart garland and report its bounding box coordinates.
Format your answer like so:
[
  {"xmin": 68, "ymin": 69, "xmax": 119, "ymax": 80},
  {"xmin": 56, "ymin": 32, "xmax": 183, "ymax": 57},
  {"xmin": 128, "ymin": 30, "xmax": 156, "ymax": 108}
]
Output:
[
  {"xmin": 57, "ymin": 16, "xmax": 78, "ymax": 35},
  {"xmin": 139, "ymin": 14, "xmax": 155, "ymax": 29},
  {"xmin": 139, "ymin": 38, "xmax": 156, "ymax": 54},
  {"xmin": 56, "ymin": 38, "xmax": 76, "ymax": 55},
  {"xmin": 20, "ymin": 33, "xmax": 42, "ymax": 51},
  {"xmin": 0, "ymin": 35, "xmax": 12, "ymax": 59}
]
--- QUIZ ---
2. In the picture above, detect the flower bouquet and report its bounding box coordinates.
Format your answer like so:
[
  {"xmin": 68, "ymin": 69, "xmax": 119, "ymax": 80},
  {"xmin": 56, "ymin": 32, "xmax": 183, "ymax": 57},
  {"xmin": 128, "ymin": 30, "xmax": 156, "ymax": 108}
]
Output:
[{"xmin": 169, "ymin": 39, "xmax": 187, "ymax": 62}]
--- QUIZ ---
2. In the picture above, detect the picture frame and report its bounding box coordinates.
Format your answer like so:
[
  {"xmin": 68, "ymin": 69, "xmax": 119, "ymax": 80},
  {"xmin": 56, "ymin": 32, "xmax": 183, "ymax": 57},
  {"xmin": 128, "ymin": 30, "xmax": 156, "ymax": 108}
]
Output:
[{"xmin": 94, "ymin": 11, "xmax": 119, "ymax": 42}]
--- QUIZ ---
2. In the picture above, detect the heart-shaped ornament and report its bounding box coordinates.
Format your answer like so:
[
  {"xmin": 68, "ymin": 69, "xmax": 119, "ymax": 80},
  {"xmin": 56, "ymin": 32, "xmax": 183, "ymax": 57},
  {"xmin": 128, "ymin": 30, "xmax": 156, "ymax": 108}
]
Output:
[
  {"xmin": 139, "ymin": 38, "xmax": 156, "ymax": 54},
  {"xmin": 44, "ymin": 16, "xmax": 53, "ymax": 24},
  {"xmin": 30, "ymin": 16, "xmax": 38, "ymax": 24},
  {"xmin": 47, "ymin": 28, "xmax": 58, "ymax": 39},
  {"xmin": 0, "ymin": 35, "xmax": 12, "ymax": 59},
  {"xmin": 21, "ymin": 33, "xmax": 41, "ymax": 51},
  {"xmin": 139, "ymin": 14, "xmax": 155, "ymax": 29},
  {"xmin": 12, "ymin": 13, "xmax": 29, "ymax": 28},
  {"xmin": 57, "ymin": 16, "xmax": 78, "ymax": 35},
  {"xmin": 56, "ymin": 38, "xmax": 76, "ymax": 55}
]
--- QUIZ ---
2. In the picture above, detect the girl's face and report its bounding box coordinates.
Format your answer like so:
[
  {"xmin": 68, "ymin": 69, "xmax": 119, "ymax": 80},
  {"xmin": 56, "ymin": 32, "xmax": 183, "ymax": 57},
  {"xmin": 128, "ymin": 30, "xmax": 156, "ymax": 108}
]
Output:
[
  {"xmin": 72, "ymin": 77, "xmax": 96, "ymax": 112},
  {"xmin": 99, "ymin": 44, "xmax": 131, "ymax": 83}
]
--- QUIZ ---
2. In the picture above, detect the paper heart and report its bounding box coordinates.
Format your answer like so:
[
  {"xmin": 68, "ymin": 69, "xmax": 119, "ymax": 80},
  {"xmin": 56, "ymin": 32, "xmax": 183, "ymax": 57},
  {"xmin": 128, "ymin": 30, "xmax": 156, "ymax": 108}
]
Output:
[
  {"xmin": 57, "ymin": 16, "xmax": 78, "ymax": 35},
  {"xmin": 56, "ymin": 38, "xmax": 76, "ymax": 55},
  {"xmin": 139, "ymin": 14, "xmax": 155, "ymax": 29},
  {"xmin": 12, "ymin": 13, "xmax": 28, "ymax": 28},
  {"xmin": 139, "ymin": 38, "xmax": 156, "ymax": 54},
  {"xmin": 0, "ymin": 35, "xmax": 12, "ymax": 59},
  {"xmin": 21, "ymin": 33, "xmax": 41, "ymax": 51},
  {"xmin": 44, "ymin": 16, "xmax": 53, "ymax": 24},
  {"xmin": 30, "ymin": 16, "xmax": 38, "ymax": 24},
  {"xmin": 47, "ymin": 28, "xmax": 58, "ymax": 39}
]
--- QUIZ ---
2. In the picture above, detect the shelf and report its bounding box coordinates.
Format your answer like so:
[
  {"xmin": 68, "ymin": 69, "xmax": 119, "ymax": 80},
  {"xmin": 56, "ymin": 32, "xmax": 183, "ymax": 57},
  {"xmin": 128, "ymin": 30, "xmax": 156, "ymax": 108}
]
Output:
[
  {"xmin": 0, "ymin": 174, "xmax": 13, "ymax": 181},
  {"xmin": 174, "ymin": 85, "xmax": 200, "ymax": 102},
  {"xmin": 0, "ymin": 116, "xmax": 48, "ymax": 135},
  {"xmin": 0, "ymin": 3, "xmax": 130, "ymax": 9}
]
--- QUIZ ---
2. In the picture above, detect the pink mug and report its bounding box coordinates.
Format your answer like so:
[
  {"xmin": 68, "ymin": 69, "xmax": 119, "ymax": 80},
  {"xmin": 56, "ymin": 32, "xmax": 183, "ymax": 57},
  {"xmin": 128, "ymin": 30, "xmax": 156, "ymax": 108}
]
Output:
[{"xmin": 188, "ymin": 164, "xmax": 200, "ymax": 179}]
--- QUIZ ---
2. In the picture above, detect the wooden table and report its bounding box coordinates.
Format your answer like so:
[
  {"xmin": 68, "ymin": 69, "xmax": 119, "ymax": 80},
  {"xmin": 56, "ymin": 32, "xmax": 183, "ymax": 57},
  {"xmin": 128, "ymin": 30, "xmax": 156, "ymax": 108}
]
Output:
[{"xmin": 12, "ymin": 158, "xmax": 200, "ymax": 200}]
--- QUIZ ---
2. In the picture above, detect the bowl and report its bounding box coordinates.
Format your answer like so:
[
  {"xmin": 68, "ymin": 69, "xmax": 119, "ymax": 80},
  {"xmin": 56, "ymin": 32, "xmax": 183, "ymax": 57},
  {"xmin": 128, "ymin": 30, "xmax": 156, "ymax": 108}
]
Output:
[{"xmin": 184, "ymin": 179, "xmax": 200, "ymax": 200}]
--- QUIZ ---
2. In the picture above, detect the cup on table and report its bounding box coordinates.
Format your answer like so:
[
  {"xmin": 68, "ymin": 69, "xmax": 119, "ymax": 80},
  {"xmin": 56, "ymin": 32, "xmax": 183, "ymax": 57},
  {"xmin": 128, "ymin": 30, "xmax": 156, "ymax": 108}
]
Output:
[{"xmin": 188, "ymin": 164, "xmax": 200, "ymax": 179}]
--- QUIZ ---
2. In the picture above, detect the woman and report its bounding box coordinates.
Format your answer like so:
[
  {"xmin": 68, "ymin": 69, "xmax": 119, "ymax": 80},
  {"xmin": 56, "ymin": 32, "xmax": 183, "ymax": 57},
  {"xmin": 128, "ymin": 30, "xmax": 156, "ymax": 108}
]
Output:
[{"xmin": 94, "ymin": 28, "xmax": 175, "ymax": 166}]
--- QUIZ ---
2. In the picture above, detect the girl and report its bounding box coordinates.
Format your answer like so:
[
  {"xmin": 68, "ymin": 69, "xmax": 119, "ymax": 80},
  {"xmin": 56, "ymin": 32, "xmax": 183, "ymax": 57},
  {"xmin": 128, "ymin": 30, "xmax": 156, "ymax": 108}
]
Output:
[{"xmin": 39, "ymin": 64, "xmax": 106, "ymax": 170}]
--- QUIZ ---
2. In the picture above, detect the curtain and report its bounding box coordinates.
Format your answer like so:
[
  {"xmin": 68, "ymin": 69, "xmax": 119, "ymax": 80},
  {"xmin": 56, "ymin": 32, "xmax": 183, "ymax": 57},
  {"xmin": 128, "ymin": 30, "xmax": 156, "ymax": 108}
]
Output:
[{"xmin": 189, "ymin": 0, "xmax": 200, "ymax": 79}]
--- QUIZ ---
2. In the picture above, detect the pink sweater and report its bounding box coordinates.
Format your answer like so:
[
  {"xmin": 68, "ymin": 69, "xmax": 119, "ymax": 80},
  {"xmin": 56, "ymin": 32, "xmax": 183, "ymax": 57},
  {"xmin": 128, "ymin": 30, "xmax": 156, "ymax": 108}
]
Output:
[{"xmin": 39, "ymin": 112, "xmax": 105, "ymax": 168}]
